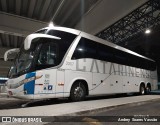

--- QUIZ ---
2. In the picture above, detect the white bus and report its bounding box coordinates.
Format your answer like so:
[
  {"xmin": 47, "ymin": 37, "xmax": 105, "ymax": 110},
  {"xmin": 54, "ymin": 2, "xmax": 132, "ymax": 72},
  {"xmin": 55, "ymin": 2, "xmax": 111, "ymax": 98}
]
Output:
[{"xmin": 5, "ymin": 27, "xmax": 157, "ymax": 101}]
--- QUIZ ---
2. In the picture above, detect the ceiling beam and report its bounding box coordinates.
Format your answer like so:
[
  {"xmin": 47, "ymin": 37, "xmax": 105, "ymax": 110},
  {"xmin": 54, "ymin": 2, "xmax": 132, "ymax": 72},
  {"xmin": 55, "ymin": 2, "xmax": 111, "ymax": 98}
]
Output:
[
  {"xmin": 0, "ymin": 12, "xmax": 48, "ymax": 37},
  {"xmin": 0, "ymin": 36, "xmax": 2, "ymax": 46},
  {"xmin": 1, "ymin": 0, "xmax": 7, "ymax": 12},
  {"xmin": 75, "ymin": 0, "xmax": 147, "ymax": 35},
  {"xmin": 1, "ymin": 34, "xmax": 5, "ymax": 46},
  {"xmin": 16, "ymin": 0, "xmax": 21, "ymax": 15},
  {"xmin": 14, "ymin": 36, "xmax": 17, "ymax": 48},
  {"xmin": 97, "ymin": 0, "xmax": 160, "ymax": 44},
  {"xmin": 4, "ymin": 34, "xmax": 9, "ymax": 47},
  {"xmin": 59, "ymin": 0, "xmax": 80, "ymax": 25},
  {"xmin": 8, "ymin": 0, "xmax": 14, "ymax": 13},
  {"xmin": 50, "ymin": 0, "xmax": 66, "ymax": 21},
  {"xmin": 33, "ymin": 0, "xmax": 43, "ymax": 19},
  {"xmin": 28, "ymin": 0, "xmax": 36, "ymax": 18},
  {"xmin": 39, "ymin": 0, "xmax": 51, "ymax": 20}
]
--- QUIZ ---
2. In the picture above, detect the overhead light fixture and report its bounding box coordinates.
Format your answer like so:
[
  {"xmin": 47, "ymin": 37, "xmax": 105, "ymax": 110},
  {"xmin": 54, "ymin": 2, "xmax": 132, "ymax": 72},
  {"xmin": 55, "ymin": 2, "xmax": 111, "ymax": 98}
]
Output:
[
  {"xmin": 78, "ymin": 48, "xmax": 83, "ymax": 51},
  {"xmin": 49, "ymin": 22, "xmax": 54, "ymax": 27},
  {"xmin": 145, "ymin": 29, "xmax": 151, "ymax": 34}
]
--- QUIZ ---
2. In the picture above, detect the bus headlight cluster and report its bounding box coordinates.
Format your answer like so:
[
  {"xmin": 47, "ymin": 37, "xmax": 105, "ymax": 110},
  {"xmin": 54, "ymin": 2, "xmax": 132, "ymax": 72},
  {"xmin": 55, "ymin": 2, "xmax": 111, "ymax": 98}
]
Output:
[
  {"xmin": 7, "ymin": 75, "xmax": 43, "ymax": 89},
  {"xmin": 8, "ymin": 77, "xmax": 35, "ymax": 89}
]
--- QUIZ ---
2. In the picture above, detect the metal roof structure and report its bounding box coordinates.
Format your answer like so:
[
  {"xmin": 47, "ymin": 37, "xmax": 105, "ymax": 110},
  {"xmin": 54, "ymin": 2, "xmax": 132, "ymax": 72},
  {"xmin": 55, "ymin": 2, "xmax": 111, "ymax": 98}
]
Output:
[{"xmin": 97, "ymin": 0, "xmax": 160, "ymax": 44}]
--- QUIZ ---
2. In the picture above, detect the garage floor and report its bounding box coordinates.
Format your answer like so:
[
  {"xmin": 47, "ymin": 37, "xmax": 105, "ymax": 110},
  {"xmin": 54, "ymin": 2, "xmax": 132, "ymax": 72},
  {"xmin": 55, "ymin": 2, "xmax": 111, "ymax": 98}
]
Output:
[{"xmin": 0, "ymin": 93, "xmax": 160, "ymax": 116}]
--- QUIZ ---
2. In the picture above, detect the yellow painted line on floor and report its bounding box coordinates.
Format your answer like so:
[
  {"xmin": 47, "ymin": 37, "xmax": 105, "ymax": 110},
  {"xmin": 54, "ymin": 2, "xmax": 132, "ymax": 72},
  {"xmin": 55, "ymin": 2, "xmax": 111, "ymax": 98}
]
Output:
[{"xmin": 82, "ymin": 117, "xmax": 102, "ymax": 125}]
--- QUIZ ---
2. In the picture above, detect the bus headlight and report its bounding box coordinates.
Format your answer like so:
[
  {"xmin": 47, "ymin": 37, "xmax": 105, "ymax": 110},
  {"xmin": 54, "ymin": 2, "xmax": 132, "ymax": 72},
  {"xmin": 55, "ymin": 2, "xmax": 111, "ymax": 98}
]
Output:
[
  {"xmin": 7, "ymin": 75, "xmax": 42, "ymax": 89},
  {"xmin": 8, "ymin": 77, "xmax": 35, "ymax": 89}
]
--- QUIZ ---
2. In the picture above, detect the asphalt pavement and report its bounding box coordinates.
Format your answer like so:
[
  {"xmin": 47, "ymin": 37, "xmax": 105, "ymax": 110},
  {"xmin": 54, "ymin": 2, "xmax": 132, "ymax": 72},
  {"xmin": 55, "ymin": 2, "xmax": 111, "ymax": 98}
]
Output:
[
  {"xmin": 1, "ymin": 91, "xmax": 160, "ymax": 125},
  {"xmin": 45, "ymin": 99, "xmax": 160, "ymax": 125}
]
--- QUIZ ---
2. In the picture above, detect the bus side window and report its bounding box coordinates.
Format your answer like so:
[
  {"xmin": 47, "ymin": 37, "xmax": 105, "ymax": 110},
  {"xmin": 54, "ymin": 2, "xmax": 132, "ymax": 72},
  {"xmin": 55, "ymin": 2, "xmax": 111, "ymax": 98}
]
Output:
[
  {"xmin": 97, "ymin": 43, "xmax": 114, "ymax": 62},
  {"xmin": 72, "ymin": 38, "xmax": 97, "ymax": 59}
]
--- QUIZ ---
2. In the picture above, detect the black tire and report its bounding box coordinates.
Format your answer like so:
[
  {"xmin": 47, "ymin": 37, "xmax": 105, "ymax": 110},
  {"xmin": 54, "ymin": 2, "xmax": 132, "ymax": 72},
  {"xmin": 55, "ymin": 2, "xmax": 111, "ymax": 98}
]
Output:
[
  {"xmin": 146, "ymin": 85, "xmax": 151, "ymax": 95},
  {"xmin": 70, "ymin": 81, "xmax": 86, "ymax": 102},
  {"xmin": 140, "ymin": 84, "xmax": 145, "ymax": 95}
]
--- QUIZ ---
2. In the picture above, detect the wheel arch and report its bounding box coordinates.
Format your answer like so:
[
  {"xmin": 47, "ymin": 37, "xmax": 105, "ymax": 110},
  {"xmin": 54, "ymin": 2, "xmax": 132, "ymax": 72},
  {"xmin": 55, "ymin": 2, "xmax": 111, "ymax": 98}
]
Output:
[
  {"xmin": 69, "ymin": 78, "xmax": 89, "ymax": 96},
  {"xmin": 140, "ymin": 82, "xmax": 145, "ymax": 87},
  {"xmin": 146, "ymin": 82, "xmax": 151, "ymax": 90},
  {"xmin": 71, "ymin": 79, "xmax": 89, "ymax": 95},
  {"xmin": 139, "ymin": 82, "xmax": 145, "ymax": 90}
]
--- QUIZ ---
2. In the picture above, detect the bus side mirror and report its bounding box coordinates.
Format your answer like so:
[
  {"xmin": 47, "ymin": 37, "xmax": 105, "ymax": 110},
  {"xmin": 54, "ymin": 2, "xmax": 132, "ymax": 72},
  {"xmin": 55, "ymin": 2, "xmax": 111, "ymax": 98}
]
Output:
[{"xmin": 4, "ymin": 48, "xmax": 20, "ymax": 61}]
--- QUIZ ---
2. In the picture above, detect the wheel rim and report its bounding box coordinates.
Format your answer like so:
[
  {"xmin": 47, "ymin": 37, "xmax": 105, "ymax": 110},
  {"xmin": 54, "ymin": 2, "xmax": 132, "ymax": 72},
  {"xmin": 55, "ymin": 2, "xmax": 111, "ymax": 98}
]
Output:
[{"xmin": 74, "ymin": 86, "xmax": 84, "ymax": 100}]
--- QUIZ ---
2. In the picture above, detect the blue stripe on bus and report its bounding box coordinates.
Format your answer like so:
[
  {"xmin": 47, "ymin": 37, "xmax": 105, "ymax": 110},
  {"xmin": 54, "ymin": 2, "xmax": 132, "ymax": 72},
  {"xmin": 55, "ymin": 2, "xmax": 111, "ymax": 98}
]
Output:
[{"xmin": 24, "ymin": 72, "xmax": 36, "ymax": 94}]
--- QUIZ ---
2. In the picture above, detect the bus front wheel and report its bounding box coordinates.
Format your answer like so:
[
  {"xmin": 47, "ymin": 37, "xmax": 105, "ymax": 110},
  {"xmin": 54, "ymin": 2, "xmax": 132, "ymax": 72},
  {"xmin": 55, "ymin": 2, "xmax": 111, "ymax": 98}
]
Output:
[{"xmin": 70, "ymin": 81, "xmax": 86, "ymax": 101}]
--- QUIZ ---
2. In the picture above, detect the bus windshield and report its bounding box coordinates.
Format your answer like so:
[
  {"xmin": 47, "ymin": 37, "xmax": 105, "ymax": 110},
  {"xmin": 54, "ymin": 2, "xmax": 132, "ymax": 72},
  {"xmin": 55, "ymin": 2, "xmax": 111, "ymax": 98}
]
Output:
[
  {"xmin": 8, "ymin": 30, "xmax": 77, "ymax": 78},
  {"xmin": 8, "ymin": 44, "xmax": 35, "ymax": 78}
]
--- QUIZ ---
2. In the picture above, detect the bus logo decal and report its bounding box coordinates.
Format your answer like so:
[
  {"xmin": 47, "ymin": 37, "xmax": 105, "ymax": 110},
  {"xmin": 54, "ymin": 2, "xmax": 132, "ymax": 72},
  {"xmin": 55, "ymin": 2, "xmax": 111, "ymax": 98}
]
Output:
[{"xmin": 48, "ymin": 85, "xmax": 53, "ymax": 90}]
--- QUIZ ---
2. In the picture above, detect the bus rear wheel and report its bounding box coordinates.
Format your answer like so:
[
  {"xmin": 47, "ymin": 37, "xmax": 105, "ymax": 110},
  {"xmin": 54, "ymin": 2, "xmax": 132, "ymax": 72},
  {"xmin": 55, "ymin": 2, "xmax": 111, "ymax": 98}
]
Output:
[
  {"xmin": 146, "ymin": 85, "xmax": 151, "ymax": 95},
  {"xmin": 70, "ymin": 81, "xmax": 86, "ymax": 101},
  {"xmin": 140, "ymin": 84, "xmax": 145, "ymax": 95}
]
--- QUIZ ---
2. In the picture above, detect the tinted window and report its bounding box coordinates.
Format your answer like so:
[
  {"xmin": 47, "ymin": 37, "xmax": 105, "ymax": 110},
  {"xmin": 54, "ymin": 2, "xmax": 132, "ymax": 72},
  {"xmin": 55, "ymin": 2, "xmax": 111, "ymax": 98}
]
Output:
[
  {"xmin": 126, "ymin": 54, "xmax": 156, "ymax": 70},
  {"xmin": 97, "ymin": 43, "xmax": 114, "ymax": 62},
  {"xmin": 72, "ymin": 38, "xmax": 97, "ymax": 59},
  {"xmin": 72, "ymin": 37, "xmax": 156, "ymax": 71}
]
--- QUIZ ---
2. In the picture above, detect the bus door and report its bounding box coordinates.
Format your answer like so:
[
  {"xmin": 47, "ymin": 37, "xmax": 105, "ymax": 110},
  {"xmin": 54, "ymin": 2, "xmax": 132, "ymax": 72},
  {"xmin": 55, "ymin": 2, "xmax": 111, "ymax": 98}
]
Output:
[{"xmin": 56, "ymin": 69, "xmax": 65, "ymax": 98}]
